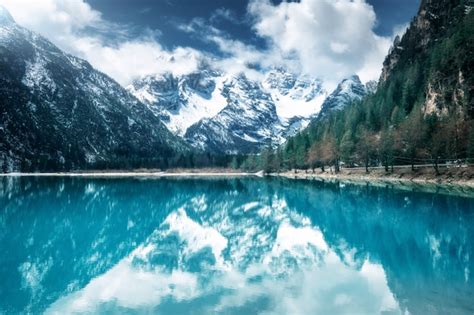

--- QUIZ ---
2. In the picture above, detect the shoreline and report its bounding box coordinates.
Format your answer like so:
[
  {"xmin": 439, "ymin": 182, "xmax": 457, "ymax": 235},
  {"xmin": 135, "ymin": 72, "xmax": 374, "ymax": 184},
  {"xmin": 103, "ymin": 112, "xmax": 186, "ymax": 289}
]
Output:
[
  {"xmin": 274, "ymin": 167, "xmax": 474, "ymax": 189},
  {"xmin": 274, "ymin": 171, "xmax": 474, "ymax": 198},
  {"xmin": 1, "ymin": 167, "xmax": 473, "ymax": 189},
  {"xmin": 0, "ymin": 171, "xmax": 260, "ymax": 178}
]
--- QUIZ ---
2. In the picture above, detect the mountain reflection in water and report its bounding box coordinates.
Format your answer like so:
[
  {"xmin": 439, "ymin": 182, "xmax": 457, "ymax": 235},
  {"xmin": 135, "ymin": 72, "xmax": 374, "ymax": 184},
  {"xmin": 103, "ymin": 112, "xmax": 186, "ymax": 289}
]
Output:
[{"xmin": 0, "ymin": 177, "xmax": 473, "ymax": 314}]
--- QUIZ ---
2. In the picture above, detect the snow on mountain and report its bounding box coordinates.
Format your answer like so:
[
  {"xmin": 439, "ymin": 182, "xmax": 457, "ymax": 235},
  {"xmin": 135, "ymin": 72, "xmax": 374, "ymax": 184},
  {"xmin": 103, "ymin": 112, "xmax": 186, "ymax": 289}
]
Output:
[
  {"xmin": 0, "ymin": 8, "xmax": 184, "ymax": 172},
  {"xmin": 129, "ymin": 67, "xmax": 332, "ymax": 154},
  {"xmin": 128, "ymin": 69, "xmax": 228, "ymax": 136},
  {"xmin": 262, "ymin": 68, "xmax": 327, "ymax": 121},
  {"xmin": 365, "ymin": 80, "xmax": 378, "ymax": 95},
  {"xmin": 0, "ymin": 5, "xmax": 14, "ymax": 27},
  {"xmin": 129, "ymin": 68, "xmax": 372, "ymax": 154},
  {"xmin": 318, "ymin": 75, "xmax": 369, "ymax": 118},
  {"xmin": 185, "ymin": 74, "xmax": 283, "ymax": 154}
]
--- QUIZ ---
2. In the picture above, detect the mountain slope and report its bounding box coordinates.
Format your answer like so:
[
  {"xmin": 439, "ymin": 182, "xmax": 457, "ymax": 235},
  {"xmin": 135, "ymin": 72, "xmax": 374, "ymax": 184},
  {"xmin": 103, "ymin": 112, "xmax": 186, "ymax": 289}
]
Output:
[
  {"xmin": 261, "ymin": 68, "xmax": 327, "ymax": 122},
  {"xmin": 183, "ymin": 71, "xmax": 332, "ymax": 154},
  {"xmin": 0, "ymin": 8, "xmax": 184, "ymax": 172}
]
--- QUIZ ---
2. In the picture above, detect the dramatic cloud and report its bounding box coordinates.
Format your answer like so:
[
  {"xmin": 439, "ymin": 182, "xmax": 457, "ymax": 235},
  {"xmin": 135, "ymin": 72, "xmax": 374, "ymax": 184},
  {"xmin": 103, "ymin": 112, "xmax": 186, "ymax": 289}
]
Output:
[
  {"xmin": 179, "ymin": 0, "xmax": 401, "ymax": 88},
  {"xmin": 247, "ymin": 0, "xmax": 394, "ymax": 85},
  {"xmin": 208, "ymin": 36, "xmax": 302, "ymax": 82},
  {"xmin": 0, "ymin": 0, "xmax": 402, "ymax": 87},
  {"xmin": 177, "ymin": 16, "xmax": 298, "ymax": 82},
  {"xmin": 0, "ymin": 0, "xmax": 202, "ymax": 85},
  {"xmin": 177, "ymin": 19, "xmax": 265, "ymax": 80}
]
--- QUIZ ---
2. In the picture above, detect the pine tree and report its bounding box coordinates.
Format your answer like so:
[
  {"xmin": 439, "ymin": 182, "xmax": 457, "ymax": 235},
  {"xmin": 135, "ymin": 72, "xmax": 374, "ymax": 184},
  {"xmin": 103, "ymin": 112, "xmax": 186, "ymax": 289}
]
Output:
[
  {"xmin": 468, "ymin": 126, "xmax": 474, "ymax": 161},
  {"xmin": 355, "ymin": 128, "xmax": 377, "ymax": 173},
  {"xmin": 339, "ymin": 130, "xmax": 355, "ymax": 167},
  {"xmin": 379, "ymin": 128, "xmax": 395, "ymax": 173},
  {"xmin": 230, "ymin": 156, "xmax": 239, "ymax": 170},
  {"xmin": 307, "ymin": 142, "xmax": 322, "ymax": 173},
  {"xmin": 401, "ymin": 109, "xmax": 426, "ymax": 171}
]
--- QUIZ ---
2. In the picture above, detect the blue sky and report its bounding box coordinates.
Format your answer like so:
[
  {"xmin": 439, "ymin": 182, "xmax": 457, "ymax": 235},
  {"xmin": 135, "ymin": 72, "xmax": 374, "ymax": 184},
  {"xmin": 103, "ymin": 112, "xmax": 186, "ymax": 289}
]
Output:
[{"xmin": 1, "ymin": 0, "xmax": 420, "ymax": 87}]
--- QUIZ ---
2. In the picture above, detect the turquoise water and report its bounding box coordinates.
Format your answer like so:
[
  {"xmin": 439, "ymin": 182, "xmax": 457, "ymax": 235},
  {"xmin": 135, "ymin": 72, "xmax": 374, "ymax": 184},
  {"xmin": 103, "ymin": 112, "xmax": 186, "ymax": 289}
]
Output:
[{"xmin": 1, "ymin": 177, "xmax": 473, "ymax": 315}]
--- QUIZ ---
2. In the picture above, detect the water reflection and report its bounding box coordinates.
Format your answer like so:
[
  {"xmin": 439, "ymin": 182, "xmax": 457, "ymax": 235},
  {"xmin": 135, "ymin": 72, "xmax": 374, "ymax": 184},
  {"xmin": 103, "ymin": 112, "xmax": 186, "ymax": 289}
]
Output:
[{"xmin": 0, "ymin": 177, "xmax": 473, "ymax": 314}]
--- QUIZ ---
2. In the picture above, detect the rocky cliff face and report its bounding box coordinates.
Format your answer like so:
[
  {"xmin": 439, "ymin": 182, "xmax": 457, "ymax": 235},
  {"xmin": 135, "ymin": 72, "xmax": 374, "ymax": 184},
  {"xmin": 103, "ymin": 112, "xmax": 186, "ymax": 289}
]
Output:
[
  {"xmin": 127, "ymin": 69, "xmax": 227, "ymax": 137},
  {"xmin": 381, "ymin": 0, "xmax": 470, "ymax": 83},
  {"xmin": 130, "ymin": 67, "xmax": 372, "ymax": 154},
  {"xmin": 0, "ymin": 7, "xmax": 184, "ymax": 172}
]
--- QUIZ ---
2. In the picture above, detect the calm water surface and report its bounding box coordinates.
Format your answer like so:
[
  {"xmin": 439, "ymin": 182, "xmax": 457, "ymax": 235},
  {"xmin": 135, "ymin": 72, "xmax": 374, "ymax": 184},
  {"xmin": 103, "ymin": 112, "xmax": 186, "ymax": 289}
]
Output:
[{"xmin": 1, "ymin": 177, "xmax": 473, "ymax": 315}]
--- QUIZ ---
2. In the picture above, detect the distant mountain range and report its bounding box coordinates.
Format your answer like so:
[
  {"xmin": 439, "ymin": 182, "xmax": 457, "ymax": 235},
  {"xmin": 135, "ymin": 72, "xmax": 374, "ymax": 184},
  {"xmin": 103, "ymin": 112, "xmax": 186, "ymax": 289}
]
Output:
[{"xmin": 129, "ymin": 68, "xmax": 374, "ymax": 154}]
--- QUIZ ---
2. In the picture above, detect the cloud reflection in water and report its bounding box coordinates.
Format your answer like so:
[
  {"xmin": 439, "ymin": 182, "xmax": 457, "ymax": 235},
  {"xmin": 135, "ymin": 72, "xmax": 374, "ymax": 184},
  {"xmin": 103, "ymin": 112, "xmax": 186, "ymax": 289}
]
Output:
[
  {"xmin": 1, "ymin": 177, "xmax": 473, "ymax": 314},
  {"xmin": 46, "ymin": 195, "xmax": 402, "ymax": 315}
]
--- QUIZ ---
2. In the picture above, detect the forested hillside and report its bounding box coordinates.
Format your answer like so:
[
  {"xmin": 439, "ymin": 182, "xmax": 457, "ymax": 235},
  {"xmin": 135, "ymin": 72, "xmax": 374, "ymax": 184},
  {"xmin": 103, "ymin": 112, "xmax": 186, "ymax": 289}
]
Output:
[{"xmin": 243, "ymin": 0, "xmax": 474, "ymax": 173}]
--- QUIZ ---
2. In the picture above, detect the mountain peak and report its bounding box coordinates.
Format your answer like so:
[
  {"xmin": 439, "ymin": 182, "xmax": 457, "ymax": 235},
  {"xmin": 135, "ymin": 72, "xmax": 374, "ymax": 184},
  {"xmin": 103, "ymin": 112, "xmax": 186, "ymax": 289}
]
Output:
[
  {"xmin": 342, "ymin": 74, "xmax": 362, "ymax": 84},
  {"xmin": 337, "ymin": 75, "xmax": 363, "ymax": 93},
  {"xmin": 317, "ymin": 75, "xmax": 368, "ymax": 118},
  {"xmin": 0, "ymin": 6, "xmax": 15, "ymax": 26}
]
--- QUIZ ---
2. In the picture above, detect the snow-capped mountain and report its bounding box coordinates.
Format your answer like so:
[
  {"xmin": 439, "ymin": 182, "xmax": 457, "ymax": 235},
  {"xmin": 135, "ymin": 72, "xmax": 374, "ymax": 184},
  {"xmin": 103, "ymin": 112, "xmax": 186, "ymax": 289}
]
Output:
[
  {"xmin": 261, "ymin": 68, "xmax": 328, "ymax": 139},
  {"xmin": 127, "ymin": 69, "xmax": 228, "ymax": 137},
  {"xmin": 130, "ymin": 67, "xmax": 329, "ymax": 154},
  {"xmin": 262, "ymin": 67, "xmax": 327, "ymax": 120},
  {"xmin": 318, "ymin": 75, "xmax": 372, "ymax": 118},
  {"xmin": 0, "ymin": 7, "xmax": 183, "ymax": 172},
  {"xmin": 0, "ymin": 6, "xmax": 374, "ymax": 163},
  {"xmin": 130, "ymin": 67, "xmax": 371, "ymax": 154},
  {"xmin": 185, "ymin": 74, "xmax": 282, "ymax": 154}
]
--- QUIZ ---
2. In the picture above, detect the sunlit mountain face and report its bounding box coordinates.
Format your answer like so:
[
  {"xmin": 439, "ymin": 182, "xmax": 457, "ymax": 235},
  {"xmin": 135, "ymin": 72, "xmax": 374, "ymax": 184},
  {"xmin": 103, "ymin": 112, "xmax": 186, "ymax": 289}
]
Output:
[{"xmin": 1, "ymin": 177, "xmax": 473, "ymax": 314}]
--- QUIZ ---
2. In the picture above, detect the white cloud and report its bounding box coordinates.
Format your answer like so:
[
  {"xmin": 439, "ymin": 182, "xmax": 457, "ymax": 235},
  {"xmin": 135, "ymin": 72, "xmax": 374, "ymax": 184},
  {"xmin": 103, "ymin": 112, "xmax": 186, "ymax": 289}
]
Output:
[
  {"xmin": 0, "ymin": 0, "xmax": 401, "ymax": 88},
  {"xmin": 206, "ymin": 35, "xmax": 274, "ymax": 81},
  {"xmin": 177, "ymin": 16, "xmax": 300, "ymax": 81},
  {"xmin": 210, "ymin": 8, "xmax": 241, "ymax": 24},
  {"xmin": 247, "ymin": 0, "xmax": 394, "ymax": 85},
  {"xmin": 0, "ymin": 0, "xmax": 102, "ymax": 55},
  {"xmin": 178, "ymin": 0, "xmax": 398, "ymax": 87},
  {"xmin": 0, "ymin": 0, "xmax": 202, "ymax": 85},
  {"xmin": 69, "ymin": 37, "xmax": 203, "ymax": 85}
]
